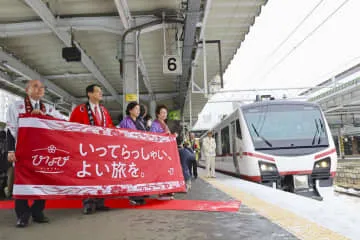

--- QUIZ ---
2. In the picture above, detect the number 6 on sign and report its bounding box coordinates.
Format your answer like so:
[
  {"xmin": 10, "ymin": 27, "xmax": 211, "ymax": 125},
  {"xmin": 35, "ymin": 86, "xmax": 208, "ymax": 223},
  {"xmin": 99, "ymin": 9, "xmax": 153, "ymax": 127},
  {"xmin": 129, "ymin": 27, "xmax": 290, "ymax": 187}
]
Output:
[{"xmin": 163, "ymin": 55, "xmax": 182, "ymax": 75}]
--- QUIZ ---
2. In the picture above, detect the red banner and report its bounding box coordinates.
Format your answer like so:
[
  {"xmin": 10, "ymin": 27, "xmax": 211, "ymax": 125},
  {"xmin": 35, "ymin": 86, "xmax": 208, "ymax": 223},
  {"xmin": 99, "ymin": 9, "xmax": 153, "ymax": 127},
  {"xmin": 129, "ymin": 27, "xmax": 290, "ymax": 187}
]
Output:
[{"xmin": 13, "ymin": 115, "xmax": 185, "ymax": 199}]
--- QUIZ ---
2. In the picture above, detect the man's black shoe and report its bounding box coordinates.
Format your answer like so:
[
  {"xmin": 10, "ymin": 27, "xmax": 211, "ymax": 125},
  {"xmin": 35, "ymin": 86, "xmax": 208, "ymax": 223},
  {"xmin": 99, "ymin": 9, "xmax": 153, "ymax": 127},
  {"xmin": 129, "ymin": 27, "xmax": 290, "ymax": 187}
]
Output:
[
  {"xmin": 32, "ymin": 215, "xmax": 50, "ymax": 223},
  {"xmin": 16, "ymin": 215, "xmax": 29, "ymax": 228},
  {"xmin": 83, "ymin": 202, "xmax": 96, "ymax": 215},
  {"xmin": 83, "ymin": 207, "xmax": 94, "ymax": 215}
]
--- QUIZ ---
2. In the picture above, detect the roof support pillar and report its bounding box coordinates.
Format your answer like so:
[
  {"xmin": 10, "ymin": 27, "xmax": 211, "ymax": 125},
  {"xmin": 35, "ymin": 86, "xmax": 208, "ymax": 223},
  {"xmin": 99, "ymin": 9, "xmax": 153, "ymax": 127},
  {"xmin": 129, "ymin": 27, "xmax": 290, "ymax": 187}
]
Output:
[
  {"xmin": 179, "ymin": 0, "xmax": 201, "ymax": 111},
  {"xmin": 119, "ymin": 18, "xmax": 183, "ymax": 115},
  {"xmin": 149, "ymin": 99, "xmax": 156, "ymax": 120},
  {"xmin": 122, "ymin": 29, "xmax": 139, "ymax": 114}
]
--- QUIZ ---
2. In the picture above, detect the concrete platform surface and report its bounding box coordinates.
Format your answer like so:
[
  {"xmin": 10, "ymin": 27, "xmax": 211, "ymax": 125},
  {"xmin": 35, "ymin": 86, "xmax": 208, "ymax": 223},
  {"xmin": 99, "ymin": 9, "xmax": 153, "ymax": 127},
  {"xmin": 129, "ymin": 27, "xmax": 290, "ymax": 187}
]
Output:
[{"xmin": 0, "ymin": 177, "xmax": 297, "ymax": 240}]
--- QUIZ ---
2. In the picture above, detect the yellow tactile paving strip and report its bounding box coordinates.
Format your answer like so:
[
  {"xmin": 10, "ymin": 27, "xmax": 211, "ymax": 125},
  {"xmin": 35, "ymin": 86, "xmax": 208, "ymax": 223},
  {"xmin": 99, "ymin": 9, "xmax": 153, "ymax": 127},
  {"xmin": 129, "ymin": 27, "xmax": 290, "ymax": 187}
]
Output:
[{"xmin": 202, "ymin": 177, "xmax": 349, "ymax": 240}]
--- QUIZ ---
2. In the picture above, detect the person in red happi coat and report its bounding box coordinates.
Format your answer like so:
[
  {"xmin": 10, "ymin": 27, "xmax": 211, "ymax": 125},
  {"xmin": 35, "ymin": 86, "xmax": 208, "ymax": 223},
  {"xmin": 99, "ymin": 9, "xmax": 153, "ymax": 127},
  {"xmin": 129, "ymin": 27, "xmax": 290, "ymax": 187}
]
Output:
[
  {"xmin": 70, "ymin": 84, "xmax": 113, "ymax": 128},
  {"xmin": 69, "ymin": 84, "xmax": 114, "ymax": 215}
]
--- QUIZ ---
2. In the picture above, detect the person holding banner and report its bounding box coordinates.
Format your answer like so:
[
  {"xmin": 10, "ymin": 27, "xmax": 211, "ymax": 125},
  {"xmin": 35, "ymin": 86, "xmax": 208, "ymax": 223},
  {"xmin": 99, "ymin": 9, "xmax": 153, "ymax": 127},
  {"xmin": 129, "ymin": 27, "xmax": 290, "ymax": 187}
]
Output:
[
  {"xmin": 6, "ymin": 79, "xmax": 64, "ymax": 227},
  {"xmin": 150, "ymin": 105, "xmax": 171, "ymax": 134},
  {"xmin": 119, "ymin": 101, "xmax": 148, "ymax": 205},
  {"xmin": 69, "ymin": 84, "xmax": 114, "ymax": 215},
  {"xmin": 119, "ymin": 102, "xmax": 145, "ymax": 131},
  {"xmin": 150, "ymin": 104, "xmax": 175, "ymax": 200}
]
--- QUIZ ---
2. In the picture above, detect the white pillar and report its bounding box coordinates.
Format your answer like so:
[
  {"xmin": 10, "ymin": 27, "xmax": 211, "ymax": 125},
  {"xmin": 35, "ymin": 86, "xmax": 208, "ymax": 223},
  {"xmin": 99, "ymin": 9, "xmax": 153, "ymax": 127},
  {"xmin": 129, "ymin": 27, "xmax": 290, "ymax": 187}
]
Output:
[
  {"xmin": 150, "ymin": 100, "xmax": 156, "ymax": 120},
  {"xmin": 123, "ymin": 29, "xmax": 139, "ymax": 115}
]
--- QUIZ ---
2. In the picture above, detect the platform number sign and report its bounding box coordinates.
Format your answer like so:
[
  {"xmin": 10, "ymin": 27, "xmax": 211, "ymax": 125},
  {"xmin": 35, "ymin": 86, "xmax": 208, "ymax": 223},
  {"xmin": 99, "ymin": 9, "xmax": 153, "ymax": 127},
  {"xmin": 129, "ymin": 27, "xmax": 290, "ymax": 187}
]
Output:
[{"xmin": 163, "ymin": 55, "xmax": 182, "ymax": 75}]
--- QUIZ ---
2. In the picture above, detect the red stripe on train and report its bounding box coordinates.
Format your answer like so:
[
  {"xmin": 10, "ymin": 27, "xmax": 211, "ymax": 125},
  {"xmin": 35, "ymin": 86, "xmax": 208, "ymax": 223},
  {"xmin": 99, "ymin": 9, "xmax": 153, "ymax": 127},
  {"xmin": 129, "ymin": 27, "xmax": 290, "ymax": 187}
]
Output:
[
  {"xmin": 314, "ymin": 148, "xmax": 337, "ymax": 160},
  {"xmin": 242, "ymin": 152, "xmax": 275, "ymax": 162}
]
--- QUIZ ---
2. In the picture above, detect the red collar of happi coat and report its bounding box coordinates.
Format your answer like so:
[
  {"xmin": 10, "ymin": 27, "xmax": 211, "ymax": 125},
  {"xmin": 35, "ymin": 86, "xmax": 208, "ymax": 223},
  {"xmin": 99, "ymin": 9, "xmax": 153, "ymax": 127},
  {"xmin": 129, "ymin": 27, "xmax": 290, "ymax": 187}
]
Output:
[
  {"xmin": 24, "ymin": 96, "xmax": 46, "ymax": 113},
  {"xmin": 85, "ymin": 102, "xmax": 107, "ymax": 127}
]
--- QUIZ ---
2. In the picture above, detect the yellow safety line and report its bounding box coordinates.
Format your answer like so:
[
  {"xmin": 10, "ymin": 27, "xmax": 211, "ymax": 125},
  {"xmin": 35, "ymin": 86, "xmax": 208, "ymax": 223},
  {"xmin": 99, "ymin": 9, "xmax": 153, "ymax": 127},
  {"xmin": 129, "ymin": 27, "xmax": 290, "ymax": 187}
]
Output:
[{"xmin": 202, "ymin": 177, "xmax": 349, "ymax": 240}]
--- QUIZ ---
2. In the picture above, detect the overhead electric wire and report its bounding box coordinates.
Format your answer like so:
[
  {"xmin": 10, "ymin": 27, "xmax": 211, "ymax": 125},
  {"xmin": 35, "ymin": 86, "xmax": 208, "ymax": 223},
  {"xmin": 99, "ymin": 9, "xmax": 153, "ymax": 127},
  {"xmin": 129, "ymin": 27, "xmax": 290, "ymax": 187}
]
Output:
[
  {"xmin": 267, "ymin": 0, "xmax": 325, "ymax": 58},
  {"xmin": 257, "ymin": 0, "xmax": 351, "ymax": 81},
  {"xmin": 247, "ymin": 0, "xmax": 325, "ymax": 83}
]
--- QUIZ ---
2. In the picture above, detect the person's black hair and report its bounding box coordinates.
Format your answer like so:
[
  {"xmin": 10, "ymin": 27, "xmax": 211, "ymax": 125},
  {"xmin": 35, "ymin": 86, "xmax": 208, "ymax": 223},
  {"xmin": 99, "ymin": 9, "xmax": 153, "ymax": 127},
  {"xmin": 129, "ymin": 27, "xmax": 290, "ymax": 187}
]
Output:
[
  {"xmin": 126, "ymin": 101, "xmax": 139, "ymax": 115},
  {"xmin": 86, "ymin": 84, "xmax": 101, "ymax": 99},
  {"xmin": 155, "ymin": 104, "xmax": 168, "ymax": 118}
]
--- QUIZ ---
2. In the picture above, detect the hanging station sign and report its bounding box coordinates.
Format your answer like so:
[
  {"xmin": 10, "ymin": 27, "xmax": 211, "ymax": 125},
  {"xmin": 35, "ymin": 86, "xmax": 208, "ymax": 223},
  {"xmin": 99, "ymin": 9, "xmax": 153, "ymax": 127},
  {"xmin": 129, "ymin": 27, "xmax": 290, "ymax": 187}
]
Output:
[{"xmin": 163, "ymin": 55, "xmax": 182, "ymax": 75}]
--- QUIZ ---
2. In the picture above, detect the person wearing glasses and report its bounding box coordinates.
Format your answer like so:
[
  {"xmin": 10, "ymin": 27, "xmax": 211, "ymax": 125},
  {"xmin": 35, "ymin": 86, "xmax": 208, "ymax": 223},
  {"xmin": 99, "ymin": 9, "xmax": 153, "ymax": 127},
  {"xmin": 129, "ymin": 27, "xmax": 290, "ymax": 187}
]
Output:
[
  {"xmin": 6, "ymin": 79, "xmax": 64, "ymax": 228},
  {"xmin": 119, "ymin": 101, "xmax": 148, "ymax": 205}
]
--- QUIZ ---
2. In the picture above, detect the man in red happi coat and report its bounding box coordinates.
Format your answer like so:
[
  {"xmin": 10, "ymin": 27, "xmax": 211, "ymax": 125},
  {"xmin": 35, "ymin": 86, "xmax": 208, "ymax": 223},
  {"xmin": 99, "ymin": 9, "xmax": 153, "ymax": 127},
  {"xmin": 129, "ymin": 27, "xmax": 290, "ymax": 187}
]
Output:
[
  {"xmin": 70, "ymin": 84, "xmax": 113, "ymax": 128},
  {"xmin": 69, "ymin": 84, "xmax": 114, "ymax": 214}
]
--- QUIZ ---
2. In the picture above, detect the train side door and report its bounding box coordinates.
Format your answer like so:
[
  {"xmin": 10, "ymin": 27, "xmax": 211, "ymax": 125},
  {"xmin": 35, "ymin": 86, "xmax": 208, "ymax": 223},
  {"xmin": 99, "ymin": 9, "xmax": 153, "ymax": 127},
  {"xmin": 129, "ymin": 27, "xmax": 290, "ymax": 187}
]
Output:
[{"xmin": 231, "ymin": 121, "xmax": 240, "ymax": 175}]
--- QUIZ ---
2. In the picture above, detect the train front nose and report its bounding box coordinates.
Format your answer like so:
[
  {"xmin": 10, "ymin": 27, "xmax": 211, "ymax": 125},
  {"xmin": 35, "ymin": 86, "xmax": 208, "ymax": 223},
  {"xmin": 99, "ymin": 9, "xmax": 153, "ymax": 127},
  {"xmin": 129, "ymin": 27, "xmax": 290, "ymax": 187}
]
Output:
[{"xmin": 259, "ymin": 156, "xmax": 314, "ymax": 191}]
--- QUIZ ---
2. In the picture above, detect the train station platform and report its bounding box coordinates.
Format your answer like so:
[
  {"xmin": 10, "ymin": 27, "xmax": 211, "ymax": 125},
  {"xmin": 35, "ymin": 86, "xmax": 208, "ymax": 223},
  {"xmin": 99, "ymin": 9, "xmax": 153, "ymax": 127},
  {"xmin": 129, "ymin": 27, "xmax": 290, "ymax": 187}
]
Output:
[{"xmin": 0, "ymin": 169, "xmax": 358, "ymax": 240}]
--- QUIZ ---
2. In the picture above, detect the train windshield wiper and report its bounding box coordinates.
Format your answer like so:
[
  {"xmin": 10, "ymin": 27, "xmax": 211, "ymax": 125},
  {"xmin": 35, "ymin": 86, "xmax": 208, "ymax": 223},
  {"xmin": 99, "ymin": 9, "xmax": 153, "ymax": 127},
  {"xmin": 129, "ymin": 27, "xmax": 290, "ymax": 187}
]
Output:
[
  {"xmin": 317, "ymin": 118, "xmax": 324, "ymax": 144},
  {"xmin": 312, "ymin": 119, "xmax": 319, "ymax": 145},
  {"xmin": 251, "ymin": 124, "xmax": 272, "ymax": 148}
]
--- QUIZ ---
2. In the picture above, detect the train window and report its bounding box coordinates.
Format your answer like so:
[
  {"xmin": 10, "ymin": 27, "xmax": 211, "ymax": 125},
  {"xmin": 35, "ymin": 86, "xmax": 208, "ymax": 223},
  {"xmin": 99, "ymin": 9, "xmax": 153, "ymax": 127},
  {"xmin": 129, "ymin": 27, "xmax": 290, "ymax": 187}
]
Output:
[
  {"xmin": 221, "ymin": 126, "xmax": 230, "ymax": 155},
  {"xmin": 243, "ymin": 104, "xmax": 329, "ymax": 148},
  {"xmin": 236, "ymin": 119, "xmax": 242, "ymax": 139}
]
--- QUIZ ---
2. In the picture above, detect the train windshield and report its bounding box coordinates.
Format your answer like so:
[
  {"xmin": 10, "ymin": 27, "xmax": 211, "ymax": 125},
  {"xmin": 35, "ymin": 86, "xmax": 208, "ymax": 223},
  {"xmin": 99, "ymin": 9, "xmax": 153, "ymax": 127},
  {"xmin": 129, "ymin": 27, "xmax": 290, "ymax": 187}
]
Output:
[{"xmin": 243, "ymin": 104, "xmax": 329, "ymax": 150}]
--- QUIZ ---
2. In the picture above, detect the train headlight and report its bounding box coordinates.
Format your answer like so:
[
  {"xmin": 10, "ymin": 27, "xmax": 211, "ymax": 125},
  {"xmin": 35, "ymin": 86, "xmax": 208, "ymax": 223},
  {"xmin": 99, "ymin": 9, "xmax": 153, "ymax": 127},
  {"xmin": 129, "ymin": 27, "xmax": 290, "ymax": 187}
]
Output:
[
  {"xmin": 320, "ymin": 160, "xmax": 329, "ymax": 168},
  {"xmin": 260, "ymin": 164, "xmax": 268, "ymax": 171},
  {"xmin": 259, "ymin": 161, "xmax": 279, "ymax": 182},
  {"xmin": 312, "ymin": 157, "xmax": 331, "ymax": 178},
  {"xmin": 314, "ymin": 159, "xmax": 330, "ymax": 169},
  {"xmin": 259, "ymin": 162, "xmax": 278, "ymax": 172},
  {"xmin": 269, "ymin": 165, "xmax": 276, "ymax": 171}
]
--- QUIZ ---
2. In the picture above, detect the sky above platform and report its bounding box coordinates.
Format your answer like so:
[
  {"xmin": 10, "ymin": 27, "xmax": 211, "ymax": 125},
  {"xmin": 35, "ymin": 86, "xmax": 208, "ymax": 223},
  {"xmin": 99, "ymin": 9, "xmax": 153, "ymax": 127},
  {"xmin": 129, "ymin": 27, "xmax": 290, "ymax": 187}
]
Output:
[
  {"xmin": 223, "ymin": 0, "xmax": 358, "ymax": 91},
  {"xmin": 193, "ymin": 0, "xmax": 359, "ymax": 130}
]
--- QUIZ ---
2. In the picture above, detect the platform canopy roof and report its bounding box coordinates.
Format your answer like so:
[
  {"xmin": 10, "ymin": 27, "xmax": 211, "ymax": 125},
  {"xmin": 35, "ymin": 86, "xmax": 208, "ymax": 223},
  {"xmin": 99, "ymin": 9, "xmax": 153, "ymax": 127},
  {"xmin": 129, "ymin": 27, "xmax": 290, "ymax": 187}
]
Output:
[
  {"xmin": 0, "ymin": 0, "xmax": 267, "ymax": 124},
  {"xmin": 303, "ymin": 63, "xmax": 360, "ymax": 130}
]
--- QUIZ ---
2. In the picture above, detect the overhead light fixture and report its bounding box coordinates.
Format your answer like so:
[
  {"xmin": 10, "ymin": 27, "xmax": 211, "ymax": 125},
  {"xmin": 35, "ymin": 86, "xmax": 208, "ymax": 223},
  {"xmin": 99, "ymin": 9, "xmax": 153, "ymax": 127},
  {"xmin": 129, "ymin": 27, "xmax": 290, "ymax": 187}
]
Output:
[
  {"xmin": 62, "ymin": 46, "xmax": 81, "ymax": 62},
  {"xmin": 62, "ymin": 28, "xmax": 81, "ymax": 62}
]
